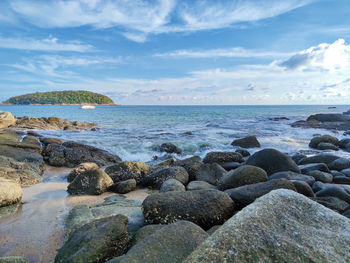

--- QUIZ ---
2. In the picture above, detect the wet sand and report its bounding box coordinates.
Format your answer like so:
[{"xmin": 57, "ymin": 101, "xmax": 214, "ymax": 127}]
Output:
[{"xmin": 0, "ymin": 166, "xmax": 149, "ymax": 263}]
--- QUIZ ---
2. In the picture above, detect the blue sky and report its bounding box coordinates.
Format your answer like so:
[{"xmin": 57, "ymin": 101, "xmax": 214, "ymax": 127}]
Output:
[{"xmin": 0, "ymin": 0, "xmax": 350, "ymax": 105}]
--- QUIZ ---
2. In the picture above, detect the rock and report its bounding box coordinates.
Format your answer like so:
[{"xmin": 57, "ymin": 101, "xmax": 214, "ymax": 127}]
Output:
[
  {"xmin": 194, "ymin": 163, "xmax": 226, "ymax": 185},
  {"xmin": 67, "ymin": 169, "xmax": 114, "ymax": 195},
  {"xmin": 0, "ymin": 111, "xmax": 16, "ymax": 129},
  {"xmin": 298, "ymin": 153, "xmax": 340, "ymax": 165},
  {"xmin": 291, "ymin": 180, "xmax": 315, "ymax": 197},
  {"xmin": 269, "ymin": 171, "xmax": 315, "ymax": 186},
  {"xmin": 111, "ymin": 179, "xmax": 137, "ymax": 194},
  {"xmin": 307, "ymin": 170, "xmax": 333, "ymax": 183},
  {"xmin": 207, "ymin": 225, "xmax": 221, "ymax": 235},
  {"xmin": 0, "ymin": 257, "xmax": 28, "ymax": 263},
  {"xmin": 339, "ymin": 138, "xmax": 350, "ymax": 148},
  {"xmin": 142, "ymin": 166, "xmax": 189, "ymax": 189},
  {"xmin": 203, "ymin": 152, "xmax": 243, "ymax": 165},
  {"xmin": 142, "ymin": 190, "xmax": 234, "ymax": 230},
  {"xmin": 105, "ymin": 161, "xmax": 150, "ymax": 184},
  {"xmin": 221, "ymin": 162, "xmax": 241, "ymax": 171},
  {"xmin": 330, "ymin": 170, "xmax": 345, "ymax": 177},
  {"xmin": 317, "ymin": 142, "xmax": 339, "ymax": 151},
  {"xmin": 341, "ymin": 168, "xmax": 350, "ymax": 176},
  {"xmin": 309, "ymin": 135, "xmax": 339, "ymax": 149},
  {"xmin": 117, "ymin": 221, "xmax": 208, "ymax": 263},
  {"xmin": 269, "ymin": 116, "xmax": 290, "ymax": 121},
  {"xmin": 131, "ymin": 224, "xmax": 164, "ymax": 246},
  {"xmin": 160, "ymin": 179, "xmax": 185, "ymax": 193},
  {"xmin": 310, "ymin": 196, "xmax": 349, "ymax": 212},
  {"xmin": 175, "ymin": 156, "xmax": 203, "ymax": 181},
  {"xmin": 67, "ymin": 162, "xmax": 99, "ymax": 182},
  {"xmin": 159, "ymin": 143, "xmax": 182, "ymax": 154},
  {"xmin": 42, "ymin": 140, "xmax": 121, "ymax": 168},
  {"xmin": 333, "ymin": 176, "xmax": 350, "ymax": 184},
  {"xmin": 299, "ymin": 163, "xmax": 330, "ymax": 174},
  {"xmin": 307, "ymin": 113, "xmax": 349, "ymax": 122},
  {"xmin": 235, "ymin": 148, "xmax": 250, "ymax": 157},
  {"xmin": 218, "ymin": 165, "xmax": 268, "ymax": 191},
  {"xmin": 224, "ymin": 179, "xmax": 296, "ymax": 210},
  {"xmin": 291, "ymin": 153, "xmax": 307, "ymax": 164},
  {"xmin": 231, "ymin": 136, "xmax": 260, "ymax": 148},
  {"xmin": 316, "ymin": 185, "xmax": 350, "ymax": 203},
  {"xmin": 186, "ymin": 181, "xmax": 217, "ymax": 191},
  {"xmin": 0, "ymin": 178, "xmax": 22, "ymax": 207},
  {"xmin": 55, "ymin": 215, "xmax": 129, "ymax": 263},
  {"xmin": 246, "ymin": 148, "xmax": 300, "ymax": 175},
  {"xmin": 328, "ymin": 158, "xmax": 350, "ymax": 171},
  {"xmin": 184, "ymin": 189, "xmax": 350, "ymax": 263}
]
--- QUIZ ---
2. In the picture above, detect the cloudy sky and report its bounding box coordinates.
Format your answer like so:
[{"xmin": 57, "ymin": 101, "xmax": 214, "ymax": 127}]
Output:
[{"xmin": 0, "ymin": 0, "xmax": 350, "ymax": 105}]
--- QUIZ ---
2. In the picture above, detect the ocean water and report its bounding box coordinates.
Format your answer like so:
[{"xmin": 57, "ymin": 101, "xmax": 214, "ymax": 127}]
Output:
[{"xmin": 1, "ymin": 105, "xmax": 350, "ymax": 162}]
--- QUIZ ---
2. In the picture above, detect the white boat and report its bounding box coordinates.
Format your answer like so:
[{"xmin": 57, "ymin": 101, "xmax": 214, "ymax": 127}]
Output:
[{"xmin": 80, "ymin": 105, "xmax": 96, "ymax": 109}]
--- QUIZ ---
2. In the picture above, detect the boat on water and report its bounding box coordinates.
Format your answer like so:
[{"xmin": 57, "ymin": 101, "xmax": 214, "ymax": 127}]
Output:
[{"xmin": 80, "ymin": 105, "xmax": 96, "ymax": 109}]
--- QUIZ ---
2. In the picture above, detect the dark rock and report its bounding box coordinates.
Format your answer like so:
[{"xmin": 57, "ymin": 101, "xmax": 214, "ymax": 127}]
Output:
[
  {"xmin": 269, "ymin": 116, "xmax": 290, "ymax": 121},
  {"xmin": 206, "ymin": 225, "xmax": 221, "ymax": 235},
  {"xmin": 118, "ymin": 221, "xmax": 208, "ymax": 263},
  {"xmin": 246, "ymin": 148, "xmax": 300, "ymax": 175},
  {"xmin": 131, "ymin": 224, "xmax": 164, "ymax": 247},
  {"xmin": 142, "ymin": 166, "xmax": 189, "ymax": 189},
  {"xmin": 186, "ymin": 181, "xmax": 217, "ymax": 191},
  {"xmin": 67, "ymin": 169, "xmax": 114, "ymax": 195},
  {"xmin": 235, "ymin": 148, "xmax": 250, "ymax": 157},
  {"xmin": 175, "ymin": 156, "xmax": 203, "ymax": 181},
  {"xmin": 218, "ymin": 165, "xmax": 268, "ymax": 191},
  {"xmin": 67, "ymin": 162, "xmax": 99, "ymax": 182},
  {"xmin": 224, "ymin": 179, "xmax": 297, "ymax": 210},
  {"xmin": 110, "ymin": 179, "xmax": 137, "ymax": 194},
  {"xmin": 291, "ymin": 153, "xmax": 306, "ymax": 164},
  {"xmin": 310, "ymin": 196, "xmax": 349, "ymax": 212},
  {"xmin": 298, "ymin": 153, "xmax": 340, "ymax": 165},
  {"xmin": 231, "ymin": 136, "xmax": 260, "ymax": 148},
  {"xmin": 142, "ymin": 190, "xmax": 234, "ymax": 230},
  {"xmin": 203, "ymin": 152, "xmax": 243, "ymax": 165},
  {"xmin": 299, "ymin": 163, "xmax": 330, "ymax": 173},
  {"xmin": 330, "ymin": 170, "xmax": 345, "ymax": 177},
  {"xmin": 105, "ymin": 161, "xmax": 151, "ymax": 184},
  {"xmin": 316, "ymin": 186, "xmax": 350, "ymax": 203},
  {"xmin": 55, "ymin": 215, "xmax": 129, "ymax": 263},
  {"xmin": 333, "ymin": 176, "xmax": 350, "ymax": 184},
  {"xmin": 291, "ymin": 180, "xmax": 315, "ymax": 197},
  {"xmin": 339, "ymin": 138, "xmax": 350, "ymax": 148},
  {"xmin": 328, "ymin": 158, "xmax": 350, "ymax": 171},
  {"xmin": 307, "ymin": 170, "xmax": 333, "ymax": 183},
  {"xmin": 269, "ymin": 171, "xmax": 315, "ymax": 186},
  {"xmin": 317, "ymin": 142, "xmax": 339, "ymax": 151},
  {"xmin": 194, "ymin": 163, "xmax": 226, "ymax": 185},
  {"xmin": 159, "ymin": 143, "xmax": 182, "ymax": 154},
  {"xmin": 341, "ymin": 168, "xmax": 350, "ymax": 177},
  {"xmin": 220, "ymin": 162, "xmax": 241, "ymax": 171},
  {"xmin": 307, "ymin": 113, "xmax": 349, "ymax": 122},
  {"xmin": 160, "ymin": 179, "xmax": 185, "ymax": 193},
  {"xmin": 309, "ymin": 135, "xmax": 339, "ymax": 149}
]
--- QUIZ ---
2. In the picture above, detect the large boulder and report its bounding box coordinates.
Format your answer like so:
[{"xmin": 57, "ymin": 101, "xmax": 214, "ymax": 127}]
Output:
[
  {"xmin": 246, "ymin": 148, "xmax": 300, "ymax": 175},
  {"xmin": 116, "ymin": 221, "xmax": 208, "ymax": 263},
  {"xmin": 0, "ymin": 178, "xmax": 22, "ymax": 207},
  {"xmin": 142, "ymin": 166, "xmax": 189, "ymax": 189},
  {"xmin": 160, "ymin": 179, "xmax": 185, "ymax": 193},
  {"xmin": 67, "ymin": 162, "xmax": 99, "ymax": 182},
  {"xmin": 142, "ymin": 190, "xmax": 234, "ymax": 230},
  {"xmin": 185, "ymin": 189, "xmax": 350, "ymax": 263},
  {"xmin": 105, "ymin": 161, "xmax": 151, "ymax": 184},
  {"xmin": 218, "ymin": 165, "xmax": 268, "ymax": 190},
  {"xmin": 55, "ymin": 215, "xmax": 129, "ymax": 263},
  {"xmin": 194, "ymin": 163, "xmax": 226, "ymax": 185},
  {"xmin": 309, "ymin": 135, "xmax": 339, "ymax": 149},
  {"xmin": 225, "ymin": 179, "xmax": 297, "ymax": 210},
  {"xmin": 67, "ymin": 169, "xmax": 114, "ymax": 195},
  {"xmin": 231, "ymin": 136, "xmax": 260, "ymax": 148},
  {"xmin": 203, "ymin": 152, "xmax": 243, "ymax": 165},
  {"xmin": 0, "ymin": 111, "xmax": 16, "ymax": 129}
]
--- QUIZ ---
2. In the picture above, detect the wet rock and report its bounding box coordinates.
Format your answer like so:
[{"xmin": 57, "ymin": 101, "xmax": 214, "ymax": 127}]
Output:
[
  {"xmin": 159, "ymin": 143, "xmax": 182, "ymax": 154},
  {"xmin": 105, "ymin": 161, "xmax": 151, "ymax": 184},
  {"xmin": 298, "ymin": 153, "xmax": 340, "ymax": 165},
  {"xmin": 307, "ymin": 170, "xmax": 333, "ymax": 183},
  {"xmin": 224, "ymin": 179, "xmax": 296, "ymax": 210},
  {"xmin": 235, "ymin": 148, "xmax": 250, "ymax": 157},
  {"xmin": 185, "ymin": 189, "xmax": 350, "ymax": 263},
  {"xmin": 67, "ymin": 169, "xmax": 114, "ymax": 195},
  {"xmin": 194, "ymin": 163, "xmax": 226, "ymax": 185},
  {"xmin": 142, "ymin": 166, "xmax": 189, "ymax": 189},
  {"xmin": 218, "ymin": 165, "xmax": 268, "ymax": 191},
  {"xmin": 317, "ymin": 142, "xmax": 339, "ymax": 151},
  {"xmin": 291, "ymin": 180, "xmax": 315, "ymax": 197},
  {"xmin": 0, "ymin": 111, "xmax": 16, "ymax": 129},
  {"xmin": 186, "ymin": 181, "xmax": 217, "ymax": 191},
  {"xmin": 142, "ymin": 190, "xmax": 234, "ymax": 230},
  {"xmin": 203, "ymin": 152, "xmax": 243, "ymax": 165},
  {"xmin": 309, "ymin": 135, "xmax": 339, "ymax": 149},
  {"xmin": 160, "ymin": 179, "xmax": 185, "ymax": 193},
  {"xmin": 117, "ymin": 221, "xmax": 208, "ymax": 263},
  {"xmin": 110, "ymin": 179, "xmax": 137, "ymax": 194},
  {"xmin": 67, "ymin": 162, "xmax": 99, "ymax": 182},
  {"xmin": 55, "ymin": 215, "xmax": 129, "ymax": 263},
  {"xmin": 175, "ymin": 156, "xmax": 203, "ymax": 181},
  {"xmin": 269, "ymin": 171, "xmax": 315, "ymax": 186},
  {"xmin": 329, "ymin": 158, "xmax": 350, "ymax": 171},
  {"xmin": 0, "ymin": 178, "xmax": 22, "ymax": 207},
  {"xmin": 246, "ymin": 148, "xmax": 300, "ymax": 175},
  {"xmin": 231, "ymin": 136, "xmax": 260, "ymax": 148}
]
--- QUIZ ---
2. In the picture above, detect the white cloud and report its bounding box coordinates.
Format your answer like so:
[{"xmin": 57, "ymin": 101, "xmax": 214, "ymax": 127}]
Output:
[
  {"xmin": 154, "ymin": 47, "xmax": 292, "ymax": 58},
  {"xmin": 278, "ymin": 38, "xmax": 350, "ymax": 71},
  {"xmin": 7, "ymin": 0, "xmax": 315, "ymax": 42},
  {"xmin": 0, "ymin": 36, "xmax": 94, "ymax": 52}
]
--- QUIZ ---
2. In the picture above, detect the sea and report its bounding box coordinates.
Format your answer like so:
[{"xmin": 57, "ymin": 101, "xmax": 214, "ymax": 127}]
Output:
[{"xmin": 1, "ymin": 105, "xmax": 350, "ymax": 162}]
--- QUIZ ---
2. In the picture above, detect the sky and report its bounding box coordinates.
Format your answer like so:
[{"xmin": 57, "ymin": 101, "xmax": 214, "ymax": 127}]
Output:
[{"xmin": 0, "ymin": 0, "xmax": 350, "ymax": 105}]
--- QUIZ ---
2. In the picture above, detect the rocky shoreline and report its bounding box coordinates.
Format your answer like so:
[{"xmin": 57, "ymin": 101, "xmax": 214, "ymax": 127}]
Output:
[{"xmin": 1, "ymin": 110, "xmax": 350, "ymax": 263}]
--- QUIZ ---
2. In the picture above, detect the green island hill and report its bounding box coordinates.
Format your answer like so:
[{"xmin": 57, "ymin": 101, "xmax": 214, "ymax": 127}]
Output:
[{"xmin": 2, "ymin": 90, "xmax": 116, "ymax": 105}]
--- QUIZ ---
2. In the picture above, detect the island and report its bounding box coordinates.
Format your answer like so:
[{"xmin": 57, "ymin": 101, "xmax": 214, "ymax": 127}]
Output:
[{"xmin": 3, "ymin": 90, "xmax": 115, "ymax": 105}]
